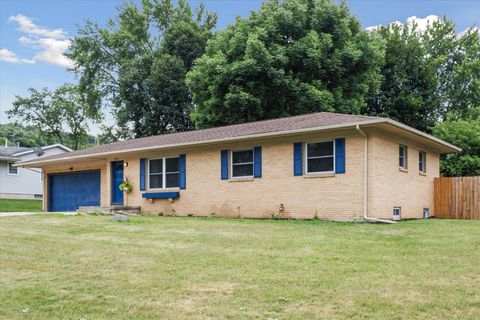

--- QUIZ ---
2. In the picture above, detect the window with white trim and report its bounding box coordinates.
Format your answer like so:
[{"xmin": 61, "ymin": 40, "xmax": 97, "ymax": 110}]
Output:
[
  {"xmin": 231, "ymin": 149, "xmax": 254, "ymax": 178},
  {"xmin": 306, "ymin": 141, "xmax": 335, "ymax": 173},
  {"xmin": 393, "ymin": 207, "xmax": 401, "ymax": 218},
  {"xmin": 8, "ymin": 162, "xmax": 18, "ymax": 175},
  {"xmin": 419, "ymin": 151, "xmax": 426, "ymax": 173},
  {"xmin": 148, "ymin": 157, "xmax": 179, "ymax": 189},
  {"xmin": 399, "ymin": 145, "xmax": 408, "ymax": 169}
]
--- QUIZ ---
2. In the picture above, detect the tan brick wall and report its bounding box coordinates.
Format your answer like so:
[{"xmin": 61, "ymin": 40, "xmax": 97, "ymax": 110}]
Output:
[
  {"xmin": 41, "ymin": 128, "xmax": 441, "ymax": 220},
  {"xmin": 122, "ymin": 130, "xmax": 364, "ymax": 219},
  {"xmin": 367, "ymin": 130, "xmax": 440, "ymax": 219}
]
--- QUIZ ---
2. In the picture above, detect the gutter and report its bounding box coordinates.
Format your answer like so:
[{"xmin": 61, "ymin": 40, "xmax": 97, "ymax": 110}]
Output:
[
  {"xmin": 19, "ymin": 118, "xmax": 461, "ymax": 168},
  {"xmin": 355, "ymin": 125, "xmax": 396, "ymax": 224}
]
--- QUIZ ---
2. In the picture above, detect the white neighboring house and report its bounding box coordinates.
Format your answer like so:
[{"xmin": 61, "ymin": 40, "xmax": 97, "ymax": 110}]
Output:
[{"xmin": 0, "ymin": 144, "xmax": 71, "ymax": 199}]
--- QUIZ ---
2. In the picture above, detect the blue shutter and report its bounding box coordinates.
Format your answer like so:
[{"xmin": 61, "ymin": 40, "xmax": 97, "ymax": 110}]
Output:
[
  {"xmin": 221, "ymin": 150, "xmax": 229, "ymax": 180},
  {"xmin": 179, "ymin": 154, "xmax": 186, "ymax": 189},
  {"xmin": 293, "ymin": 142, "xmax": 303, "ymax": 176},
  {"xmin": 253, "ymin": 146, "xmax": 262, "ymax": 178},
  {"xmin": 335, "ymin": 138, "xmax": 346, "ymax": 174},
  {"xmin": 140, "ymin": 158, "xmax": 146, "ymax": 191}
]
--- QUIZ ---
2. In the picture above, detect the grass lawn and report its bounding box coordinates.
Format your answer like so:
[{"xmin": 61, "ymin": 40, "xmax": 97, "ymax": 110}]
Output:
[
  {"xmin": 1, "ymin": 216, "xmax": 480, "ymax": 319},
  {"xmin": 0, "ymin": 198, "xmax": 42, "ymax": 212}
]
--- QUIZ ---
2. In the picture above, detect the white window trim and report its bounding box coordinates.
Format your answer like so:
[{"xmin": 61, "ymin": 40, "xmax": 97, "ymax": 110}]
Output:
[
  {"xmin": 399, "ymin": 145, "xmax": 408, "ymax": 169},
  {"xmin": 7, "ymin": 162, "xmax": 19, "ymax": 176},
  {"xmin": 419, "ymin": 151, "xmax": 426, "ymax": 173},
  {"xmin": 393, "ymin": 207, "xmax": 401, "ymax": 217},
  {"xmin": 230, "ymin": 149, "xmax": 254, "ymax": 179},
  {"xmin": 147, "ymin": 156, "xmax": 180, "ymax": 190},
  {"xmin": 305, "ymin": 140, "xmax": 336, "ymax": 175}
]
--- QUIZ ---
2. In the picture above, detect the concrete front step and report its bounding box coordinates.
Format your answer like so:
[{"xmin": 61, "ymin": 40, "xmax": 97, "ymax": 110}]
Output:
[{"xmin": 77, "ymin": 206, "xmax": 141, "ymax": 215}]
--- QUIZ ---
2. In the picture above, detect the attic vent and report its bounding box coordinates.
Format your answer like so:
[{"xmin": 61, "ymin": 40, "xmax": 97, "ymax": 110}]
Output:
[{"xmin": 33, "ymin": 147, "xmax": 44, "ymax": 157}]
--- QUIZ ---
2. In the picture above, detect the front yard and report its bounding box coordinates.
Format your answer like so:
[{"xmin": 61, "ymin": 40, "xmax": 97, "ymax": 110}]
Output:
[
  {"xmin": 0, "ymin": 198, "xmax": 42, "ymax": 212},
  {"xmin": 0, "ymin": 216, "xmax": 479, "ymax": 319}
]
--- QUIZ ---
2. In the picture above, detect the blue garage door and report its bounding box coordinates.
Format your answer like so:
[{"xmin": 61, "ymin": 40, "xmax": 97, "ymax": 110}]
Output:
[{"xmin": 49, "ymin": 171, "xmax": 101, "ymax": 212}]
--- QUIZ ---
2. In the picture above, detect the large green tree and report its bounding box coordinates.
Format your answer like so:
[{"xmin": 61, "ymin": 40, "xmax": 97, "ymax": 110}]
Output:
[
  {"xmin": 364, "ymin": 23, "xmax": 438, "ymax": 132},
  {"xmin": 423, "ymin": 22, "xmax": 480, "ymax": 121},
  {"xmin": 187, "ymin": 0, "xmax": 384, "ymax": 128},
  {"xmin": 67, "ymin": 0, "xmax": 216, "ymax": 138},
  {"xmin": 432, "ymin": 113, "xmax": 480, "ymax": 177},
  {"xmin": 0, "ymin": 124, "xmax": 53, "ymax": 148},
  {"xmin": 366, "ymin": 19, "xmax": 480, "ymax": 132},
  {"xmin": 7, "ymin": 84, "xmax": 98, "ymax": 150}
]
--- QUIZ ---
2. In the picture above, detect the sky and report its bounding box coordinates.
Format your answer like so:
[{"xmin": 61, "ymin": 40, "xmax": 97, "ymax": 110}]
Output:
[{"xmin": 1, "ymin": 0, "xmax": 479, "ymax": 134}]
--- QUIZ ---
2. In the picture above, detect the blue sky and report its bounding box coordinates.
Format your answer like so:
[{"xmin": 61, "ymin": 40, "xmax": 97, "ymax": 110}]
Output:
[{"xmin": 1, "ymin": 0, "xmax": 479, "ymax": 131}]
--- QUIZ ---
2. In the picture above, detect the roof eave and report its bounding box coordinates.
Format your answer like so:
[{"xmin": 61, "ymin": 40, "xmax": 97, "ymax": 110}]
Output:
[
  {"xmin": 18, "ymin": 118, "xmax": 460, "ymax": 168},
  {"xmin": 383, "ymin": 119, "xmax": 462, "ymax": 153}
]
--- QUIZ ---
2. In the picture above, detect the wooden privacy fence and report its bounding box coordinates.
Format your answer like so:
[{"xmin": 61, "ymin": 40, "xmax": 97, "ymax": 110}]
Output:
[{"xmin": 434, "ymin": 176, "xmax": 480, "ymax": 220}]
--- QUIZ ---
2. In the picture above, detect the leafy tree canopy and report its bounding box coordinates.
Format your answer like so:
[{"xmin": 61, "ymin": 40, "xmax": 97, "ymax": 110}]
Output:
[
  {"xmin": 67, "ymin": 0, "xmax": 217, "ymax": 138},
  {"xmin": 0, "ymin": 123, "xmax": 53, "ymax": 148},
  {"xmin": 366, "ymin": 18, "xmax": 480, "ymax": 132},
  {"xmin": 187, "ymin": 0, "xmax": 384, "ymax": 128},
  {"xmin": 7, "ymin": 84, "xmax": 99, "ymax": 150},
  {"xmin": 432, "ymin": 110, "xmax": 480, "ymax": 177}
]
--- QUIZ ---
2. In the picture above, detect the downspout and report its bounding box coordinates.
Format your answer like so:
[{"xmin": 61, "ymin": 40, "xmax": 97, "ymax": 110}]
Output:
[{"xmin": 355, "ymin": 125, "xmax": 396, "ymax": 224}]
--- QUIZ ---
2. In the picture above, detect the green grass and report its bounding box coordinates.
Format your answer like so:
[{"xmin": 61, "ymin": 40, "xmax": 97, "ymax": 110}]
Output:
[
  {"xmin": 1, "ymin": 216, "xmax": 480, "ymax": 319},
  {"xmin": 0, "ymin": 198, "xmax": 42, "ymax": 212}
]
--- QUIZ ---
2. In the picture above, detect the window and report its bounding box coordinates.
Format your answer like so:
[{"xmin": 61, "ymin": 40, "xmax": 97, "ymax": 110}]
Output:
[
  {"xmin": 306, "ymin": 141, "xmax": 335, "ymax": 173},
  {"xmin": 419, "ymin": 151, "xmax": 426, "ymax": 173},
  {"xmin": 231, "ymin": 149, "xmax": 254, "ymax": 178},
  {"xmin": 399, "ymin": 145, "xmax": 408, "ymax": 169},
  {"xmin": 8, "ymin": 162, "xmax": 18, "ymax": 175},
  {"xmin": 148, "ymin": 157, "xmax": 179, "ymax": 189},
  {"xmin": 423, "ymin": 208, "xmax": 430, "ymax": 219},
  {"xmin": 393, "ymin": 207, "xmax": 401, "ymax": 219}
]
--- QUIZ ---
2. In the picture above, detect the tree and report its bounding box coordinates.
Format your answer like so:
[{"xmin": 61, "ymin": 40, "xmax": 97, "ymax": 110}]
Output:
[
  {"xmin": 67, "ymin": 0, "xmax": 217, "ymax": 138},
  {"xmin": 0, "ymin": 123, "xmax": 54, "ymax": 148},
  {"xmin": 364, "ymin": 23, "xmax": 438, "ymax": 132},
  {"xmin": 423, "ymin": 22, "xmax": 480, "ymax": 121},
  {"xmin": 366, "ymin": 18, "xmax": 480, "ymax": 132},
  {"xmin": 432, "ymin": 112, "xmax": 480, "ymax": 177},
  {"xmin": 7, "ymin": 84, "xmax": 99, "ymax": 150},
  {"xmin": 186, "ymin": 0, "xmax": 384, "ymax": 128}
]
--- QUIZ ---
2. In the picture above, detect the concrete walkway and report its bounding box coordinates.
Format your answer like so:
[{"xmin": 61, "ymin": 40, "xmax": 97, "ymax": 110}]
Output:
[{"xmin": 0, "ymin": 212, "xmax": 77, "ymax": 217}]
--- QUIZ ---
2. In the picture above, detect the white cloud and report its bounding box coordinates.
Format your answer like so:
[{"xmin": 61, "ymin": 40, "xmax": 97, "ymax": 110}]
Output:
[
  {"xmin": 366, "ymin": 21, "xmax": 402, "ymax": 32},
  {"xmin": 458, "ymin": 26, "xmax": 480, "ymax": 37},
  {"xmin": 366, "ymin": 15, "xmax": 440, "ymax": 33},
  {"xmin": 366, "ymin": 16, "xmax": 478, "ymax": 38},
  {"xmin": 4, "ymin": 14, "xmax": 73, "ymax": 69},
  {"xmin": 0, "ymin": 48, "xmax": 35, "ymax": 64},
  {"xmin": 8, "ymin": 14, "xmax": 66, "ymax": 39},
  {"xmin": 406, "ymin": 15, "xmax": 440, "ymax": 32},
  {"xmin": 33, "ymin": 38, "xmax": 73, "ymax": 68}
]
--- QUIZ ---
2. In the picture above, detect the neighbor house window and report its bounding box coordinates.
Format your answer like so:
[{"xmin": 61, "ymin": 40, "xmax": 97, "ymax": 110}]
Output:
[
  {"xmin": 231, "ymin": 149, "xmax": 254, "ymax": 178},
  {"xmin": 306, "ymin": 141, "xmax": 335, "ymax": 173},
  {"xmin": 399, "ymin": 145, "xmax": 408, "ymax": 169},
  {"xmin": 419, "ymin": 151, "xmax": 426, "ymax": 173},
  {"xmin": 8, "ymin": 163, "xmax": 18, "ymax": 175},
  {"xmin": 148, "ymin": 157, "xmax": 179, "ymax": 189}
]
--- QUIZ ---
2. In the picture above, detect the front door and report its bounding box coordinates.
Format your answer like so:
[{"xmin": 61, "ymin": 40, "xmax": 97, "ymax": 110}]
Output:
[{"xmin": 111, "ymin": 161, "xmax": 124, "ymax": 205}]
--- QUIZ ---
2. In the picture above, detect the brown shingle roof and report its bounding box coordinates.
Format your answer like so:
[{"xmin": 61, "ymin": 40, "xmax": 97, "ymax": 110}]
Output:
[{"xmin": 21, "ymin": 112, "xmax": 379, "ymax": 164}]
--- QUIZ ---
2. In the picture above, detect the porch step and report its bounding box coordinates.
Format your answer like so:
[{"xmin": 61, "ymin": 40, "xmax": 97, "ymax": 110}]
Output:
[{"xmin": 77, "ymin": 206, "xmax": 141, "ymax": 216}]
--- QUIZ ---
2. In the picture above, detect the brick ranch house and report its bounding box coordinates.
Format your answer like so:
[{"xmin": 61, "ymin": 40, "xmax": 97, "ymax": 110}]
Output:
[{"xmin": 19, "ymin": 112, "xmax": 460, "ymax": 220}]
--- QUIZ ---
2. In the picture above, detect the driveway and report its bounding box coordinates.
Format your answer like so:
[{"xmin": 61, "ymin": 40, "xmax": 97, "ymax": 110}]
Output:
[{"xmin": 0, "ymin": 212, "xmax": 77, "ymax": 217}]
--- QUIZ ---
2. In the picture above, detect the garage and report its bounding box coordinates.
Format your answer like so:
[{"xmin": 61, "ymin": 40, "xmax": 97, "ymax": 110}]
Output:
[{"xmin": 49, "ymin": 171, "xmax": 101, "ymax": 212}]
